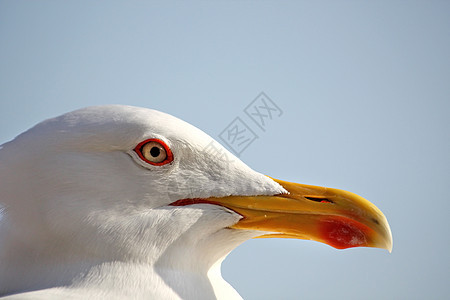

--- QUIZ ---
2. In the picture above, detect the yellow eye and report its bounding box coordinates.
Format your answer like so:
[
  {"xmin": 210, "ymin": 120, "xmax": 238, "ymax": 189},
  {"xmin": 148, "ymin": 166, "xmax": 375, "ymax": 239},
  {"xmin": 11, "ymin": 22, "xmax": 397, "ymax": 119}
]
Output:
[{"xmin": 134, "ymin": 139, "xmax": 173, "ymax": 166}]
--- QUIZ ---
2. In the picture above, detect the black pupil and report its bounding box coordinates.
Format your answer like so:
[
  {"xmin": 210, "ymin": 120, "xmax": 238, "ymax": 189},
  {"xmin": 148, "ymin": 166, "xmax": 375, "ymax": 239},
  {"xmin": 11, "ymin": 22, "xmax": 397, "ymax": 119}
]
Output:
[{"xmin": 150, "ymin": 146, "xmax": 161, "ymax": 157}]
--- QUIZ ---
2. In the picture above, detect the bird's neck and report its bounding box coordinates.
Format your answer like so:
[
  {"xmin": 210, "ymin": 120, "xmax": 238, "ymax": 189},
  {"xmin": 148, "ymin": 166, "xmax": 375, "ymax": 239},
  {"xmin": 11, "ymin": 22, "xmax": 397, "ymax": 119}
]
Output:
[
  {"xmin": 0, "ymin": 206, "xmax": 255, "ymax": 299},
  {"xmin": 1, "ymin": 253, "xmax": 240, "ymax": 299},
  {"xmin": 60, "ymin": 260, "xmax": 242, "ymax": 300}
]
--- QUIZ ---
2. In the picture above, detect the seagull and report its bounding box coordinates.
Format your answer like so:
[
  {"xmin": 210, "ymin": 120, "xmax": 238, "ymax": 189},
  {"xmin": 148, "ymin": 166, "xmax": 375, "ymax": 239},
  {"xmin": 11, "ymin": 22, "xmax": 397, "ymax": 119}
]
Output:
[{"xmin": 0, "ymin": 105, "xmax": 392, "ymax": 299}]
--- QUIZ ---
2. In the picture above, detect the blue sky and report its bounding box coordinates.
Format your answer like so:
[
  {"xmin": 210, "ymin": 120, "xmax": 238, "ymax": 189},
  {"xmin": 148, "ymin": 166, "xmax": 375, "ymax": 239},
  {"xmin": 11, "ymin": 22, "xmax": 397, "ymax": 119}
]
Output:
[{"xmin": 1, "ymin": 1, "xmax": 449, "ymax": 299}]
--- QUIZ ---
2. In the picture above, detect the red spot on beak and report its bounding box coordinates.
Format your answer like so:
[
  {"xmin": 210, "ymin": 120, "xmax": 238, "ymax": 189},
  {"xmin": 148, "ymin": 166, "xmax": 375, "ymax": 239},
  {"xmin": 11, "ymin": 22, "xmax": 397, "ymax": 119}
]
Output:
[{"xmin": 319, "ymin": 216, "xmax": 373, "ymax": 249}]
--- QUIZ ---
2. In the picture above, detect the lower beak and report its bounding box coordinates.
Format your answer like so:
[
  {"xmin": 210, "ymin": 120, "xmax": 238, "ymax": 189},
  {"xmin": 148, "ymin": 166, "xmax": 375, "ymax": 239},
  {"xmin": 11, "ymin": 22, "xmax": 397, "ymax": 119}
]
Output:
[{"xmin": 209, "ymin": 178, "xmax": 393, "ymax": 251}]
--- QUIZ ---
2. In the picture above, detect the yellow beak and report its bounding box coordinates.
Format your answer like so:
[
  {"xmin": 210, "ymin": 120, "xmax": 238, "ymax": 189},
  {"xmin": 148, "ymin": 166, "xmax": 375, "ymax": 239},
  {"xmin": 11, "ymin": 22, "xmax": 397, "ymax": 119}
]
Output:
[{"xmin": 205, "ymin": 178, "xmax": 393, "ymax": 251}]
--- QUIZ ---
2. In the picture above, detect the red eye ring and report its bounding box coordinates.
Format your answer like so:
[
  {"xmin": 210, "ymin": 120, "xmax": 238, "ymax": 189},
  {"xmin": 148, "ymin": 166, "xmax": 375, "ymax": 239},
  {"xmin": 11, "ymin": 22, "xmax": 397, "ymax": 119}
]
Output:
[{"xmin": 134, "ymin": 138, "xmax": 174, "ymax": 166}]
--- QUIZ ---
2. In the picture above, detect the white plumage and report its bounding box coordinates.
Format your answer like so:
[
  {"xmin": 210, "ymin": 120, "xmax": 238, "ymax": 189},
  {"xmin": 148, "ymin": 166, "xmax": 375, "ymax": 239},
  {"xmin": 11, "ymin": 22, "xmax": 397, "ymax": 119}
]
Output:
[{"xmin": 0, "ymin": 105, "xmax": 284, "ymax": 299}]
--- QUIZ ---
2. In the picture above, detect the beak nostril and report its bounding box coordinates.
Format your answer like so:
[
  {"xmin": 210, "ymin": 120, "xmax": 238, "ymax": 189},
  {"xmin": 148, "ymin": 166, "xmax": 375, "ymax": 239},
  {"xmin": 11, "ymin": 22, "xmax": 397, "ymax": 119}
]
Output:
[
  {"xmin": 304, "ymin": 196, "xmax": 333, "ymax": 204},
  {"xmin": 371, "ymin": 218, "xmax": 380, "ymax": 225}
]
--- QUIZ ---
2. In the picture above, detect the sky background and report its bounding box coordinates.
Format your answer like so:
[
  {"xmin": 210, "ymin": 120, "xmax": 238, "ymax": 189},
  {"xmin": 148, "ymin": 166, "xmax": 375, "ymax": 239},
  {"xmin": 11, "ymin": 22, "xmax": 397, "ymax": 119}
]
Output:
[{"xmin": 1, "ymin": 1, "xmax": 449, "ymax": 299}]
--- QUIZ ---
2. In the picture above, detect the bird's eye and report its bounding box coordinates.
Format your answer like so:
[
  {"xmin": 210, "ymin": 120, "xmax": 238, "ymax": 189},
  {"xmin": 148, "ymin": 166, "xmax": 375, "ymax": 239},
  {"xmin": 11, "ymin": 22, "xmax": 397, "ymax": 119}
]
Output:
[{"xmin": 134, "ymin": 139, "xmax": 173, "ymax": 166}]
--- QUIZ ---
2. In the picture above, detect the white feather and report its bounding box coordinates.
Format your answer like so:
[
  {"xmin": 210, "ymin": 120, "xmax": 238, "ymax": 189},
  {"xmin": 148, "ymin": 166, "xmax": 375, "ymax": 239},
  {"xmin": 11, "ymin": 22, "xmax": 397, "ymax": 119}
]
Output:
[{"xmin": 0, "ymin": 105, "xmax": 285, "ymax": 299}]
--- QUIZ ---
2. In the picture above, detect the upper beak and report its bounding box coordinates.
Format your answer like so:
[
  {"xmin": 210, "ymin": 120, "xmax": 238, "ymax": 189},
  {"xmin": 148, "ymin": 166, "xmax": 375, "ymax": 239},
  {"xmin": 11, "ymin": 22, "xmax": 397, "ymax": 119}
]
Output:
[{"xmin": 206, "ymin": 178, "xmax": 393, "ymax": 251}]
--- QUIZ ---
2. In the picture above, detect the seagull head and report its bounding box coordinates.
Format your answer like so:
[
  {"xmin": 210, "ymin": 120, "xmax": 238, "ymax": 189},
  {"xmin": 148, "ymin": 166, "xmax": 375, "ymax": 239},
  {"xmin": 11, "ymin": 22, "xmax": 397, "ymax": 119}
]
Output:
[{"xmin": 0, "ymin": 105, "xmax": 392, "ymax": 298}]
